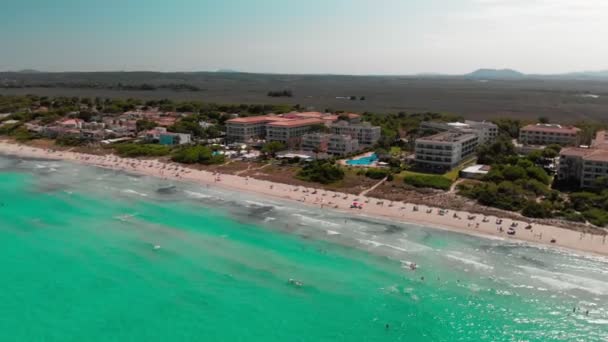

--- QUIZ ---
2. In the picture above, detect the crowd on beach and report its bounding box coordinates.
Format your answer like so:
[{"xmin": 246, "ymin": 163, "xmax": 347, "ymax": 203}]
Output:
[{"xmin": 1, "ymin": 141, "xmax": 608, "ymax": 257}]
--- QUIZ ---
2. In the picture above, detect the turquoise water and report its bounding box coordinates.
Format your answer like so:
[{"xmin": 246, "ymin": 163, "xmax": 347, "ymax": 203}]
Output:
[
  {"xmin": 1, "ymin": 155, "xmax": 608, "ymax": 341},
  {"xmin": 346, "ymin": 153, "xmax": 378, "ymax": 166}
]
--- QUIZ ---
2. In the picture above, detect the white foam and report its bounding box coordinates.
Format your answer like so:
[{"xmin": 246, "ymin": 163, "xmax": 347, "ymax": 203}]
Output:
[
  {"xmin": 519, "ymin": 266, "xmax": 608, "ymax": 296},
  {"xmin": 184, "ymin": 190, "xmax": 212, "ymax": 199},
  {"xmin": 245, "ymin": 200, "xmax": 272, "ymax": 207},
  {"xmin": 293, "ymin": 214, "xmax": 340, "ymax": 227},
  {"xmin": 446, "ymin": 253, "xmax": 494, "ymax": 271},
  {"xmin": 357, "ymin": 239, "xmax": 384, "ymax": 248},
  {"xmin": 122, "ymin": 189, "xmax": 148, "ymax": 197},
  {"xmin": 326, "ymin": 230, "xmax": 340, "ymax": 236}
]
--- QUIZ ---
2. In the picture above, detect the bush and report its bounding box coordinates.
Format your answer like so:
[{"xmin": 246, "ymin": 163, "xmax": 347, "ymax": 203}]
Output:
[
  {"xmin": 171, "ymin": 146, "xmax": 225, "ymax": 165},
  {"xmin": 365, "ymin": 168, "xmax": 390, "ymax": 180},
  {"xmin": 560, "ymin": 209, "xmax": 586, "ymax": 223},
  {"xmin": 522, "ymin": 201, "xmax": 552, "ymax": 218},
  {"xmin": 404, "ymin": 174, "xmax": 452, "ymax": 190},
  {"xmin": 297, "ymin": 161, "xmax": 344, "ymax": 184},
  {"xmin": 10, "ymin": 127, "xmax": 35, "ymax": 142},
  {"xmin": 114, "ymin": 143, "xmax": 172, "ymax": 157},
  {"xmin": 56, "ymin": 135, "xmax": 87, "ymax": 147},
  {"xmin": 583, "ymin": 209, "xmax": 608, "ymax": 227}
]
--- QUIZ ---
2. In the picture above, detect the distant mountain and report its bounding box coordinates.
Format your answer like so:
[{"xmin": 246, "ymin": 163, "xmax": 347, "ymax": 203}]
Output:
[
  {"xmin": 215, "ymin": 69, "xmax": 241, "ymax": 73},
  {"xmin": 465, "ymin": 69, "xmax": 526, "ymax": 80},
  {"xmin": 17, "ymin": 69, "xmax": 42, "ymax": 74}
]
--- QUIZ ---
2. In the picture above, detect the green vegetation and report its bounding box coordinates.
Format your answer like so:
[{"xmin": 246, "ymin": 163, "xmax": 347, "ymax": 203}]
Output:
[
  {"xmin": 361, "ymin": 112, "xmax": 463, "ymax": 149},
  {"xmin": 567, "ymin": 191, "xmax": 608, "ymax": 227},
  {"xmin": 171, "ymin": 146, "xmax": 225, "ymax": 165},
  {"xmin": 136, "ymin": 119, "xmax": 157, "ymax": 132},
  {"xmin": 56, "ymin": 135, "xmax": 87, "ymax": 147},
  {"xmin": 404, "ymin": 174, "xmax": 452, "ymax": 190},
  {"xmin": 114, "ymin": 143, "xmax": 172, "ymax": 157},
  {"xmin": 459, "ymin": 158, "xmax": 552, "ymax": 212},
  {"xmin": 297, "ymin": 161, "xmax": 345, "ymax": 184},
  {"xmin": 267, "ymin": 90, "xmax": 293, "ymax": 98},
  {"xmin": 491, "ymin": 118, "xmax": 522, "ymax": 139},
  {"xmin": 364, "ymin": 168, "xmax": 391, "ymax": 180},
  {"xmin": 477, "ymin": 137, "xmax": 517, "ymax": 165},
  {"xmin": 261, "ymin": 141, "xmax": 286, "ymax": 158}
]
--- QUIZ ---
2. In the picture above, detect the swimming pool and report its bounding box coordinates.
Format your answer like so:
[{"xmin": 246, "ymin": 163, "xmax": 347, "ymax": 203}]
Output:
[{"xmin": 346, "ymin": 153, "xmax": 378, "ymax": 166}]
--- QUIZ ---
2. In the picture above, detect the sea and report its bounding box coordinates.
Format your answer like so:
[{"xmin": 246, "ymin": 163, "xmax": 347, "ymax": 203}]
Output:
[{"xmin": 1, "ymin": 154, "xmax": 607, "ymax": 341}]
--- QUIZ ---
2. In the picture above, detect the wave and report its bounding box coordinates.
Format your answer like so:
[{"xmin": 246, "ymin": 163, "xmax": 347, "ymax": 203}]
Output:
[
  {"xmin": 122, "ymin": 189, "xmax": 148, "ymax": 197},
  {"xmin": 245, "ymin": 200, "xmax": 273, "ymax": 207},
  {"xmin": 519, "ymin": 265, "xmax": 608, "ymax": 296},
  {"xmin": 446, "ymin": 253, "xmax": 494, "ymax": 271},
  {"xmin": 292, "ymin": 214, "xmax": 340, "ymax": 228},
  {"xmin": 184, "ymin": 190, "xmax": 213, "ymax": 199}
]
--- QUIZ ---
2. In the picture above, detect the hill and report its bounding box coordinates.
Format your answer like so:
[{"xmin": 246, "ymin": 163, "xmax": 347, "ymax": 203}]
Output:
[{"xmin": 465, "ymin": 69, "xmax": 526, "ymax": 80}]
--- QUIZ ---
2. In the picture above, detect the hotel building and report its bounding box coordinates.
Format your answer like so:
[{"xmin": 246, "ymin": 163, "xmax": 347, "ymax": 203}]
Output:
[
  {"xmin": 415, "ymin": 131, "xmax": 479, "ymax": 171},
  {"xmin": 558, "ymin": 131, "xmax": 608, "ymax": 188},
  {"xmin": 301, "ymin": 133, "xmax": 361, "ymax": 156},
  {"xmin": 519, "ymin": 124, "xmax": 581, "ymax": 146},
  {"xmin": 330, "ymin": 121, "xmax": 381, "ymax": 147}
]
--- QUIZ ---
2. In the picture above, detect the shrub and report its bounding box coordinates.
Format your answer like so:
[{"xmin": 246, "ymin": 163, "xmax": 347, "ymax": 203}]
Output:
[
  {"xmin": 56, "ymin": 135, "xmax": 87, "ymax": 147},
  {"xmin": 522, "ymin": 201, "xmax": 552, "ymax": 218},
  {"xmin": 171, "ymin": 145, "xmax": 225, "ymax": 165},
  {"xmin": 114, "ymin": 143, "xmax": 171, "ymax": 157},
  {"xmin": 365, "ymin": 168, "xmax": 390, "ymax": 180},
  {"xmin": 560, "ymin": 210, "xmax": 586, "ymax": 223},
  {"xmin": 297, "ymin": 161, "xmax": 344, "ymax": 184},
  {"xmin": 404, "ymin": 174, "xmax": 452, "ymax": 190},
  {"xmin": 583, "ymin": 209, "xmax": 608, "ymax": 227}
]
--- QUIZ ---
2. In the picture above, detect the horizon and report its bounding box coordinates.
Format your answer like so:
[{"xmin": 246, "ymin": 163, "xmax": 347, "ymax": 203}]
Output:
[
  {"xmin": 3, "ymin": 68, "xmax": 608, "ymax": 77},
  {"xmin": 2, "ymin": 0, "xmax": 607, "ymax": 74}
]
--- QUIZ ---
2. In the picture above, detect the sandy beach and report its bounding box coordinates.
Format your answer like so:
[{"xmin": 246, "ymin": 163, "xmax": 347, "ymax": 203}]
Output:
[{"xmin": 1, "ymin": 140, "xmax": 607, "ymax": 257}]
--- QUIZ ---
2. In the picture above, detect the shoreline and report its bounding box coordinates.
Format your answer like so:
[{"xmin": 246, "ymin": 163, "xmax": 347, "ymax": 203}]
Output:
[{"xmin": 1, "ymin": 140, "xmax": 607, "ymax": 257}]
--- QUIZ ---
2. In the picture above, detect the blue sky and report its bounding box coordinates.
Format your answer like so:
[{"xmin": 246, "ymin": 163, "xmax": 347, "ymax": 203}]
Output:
[{"xmin": 1, "ymin": 0, "xmax": 607, "ymax": 74}]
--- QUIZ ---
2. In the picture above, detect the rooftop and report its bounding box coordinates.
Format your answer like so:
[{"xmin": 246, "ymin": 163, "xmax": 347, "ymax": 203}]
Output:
[
  {"xmin": 521, "ymin": 123, "xmax": 581, "ymax": 134},
  {"xmin": 227, "ymin": 115, "xmax": 289, "ymax": 124},
  {"xmin": 561, "ymin": 147, "xmax": 608, "ymax": 162},
  {"xmin": 267, "ymin": 118, "xmax": 325, "ymax": 128},
  {"xmin": 585, "ymin": 150, "xmax": 608, "ymax": 162},
  {"xmin": 462, "ymin": 164, "xmax": 492, "ymax": 174},
  {"xmin": 417, "ymin": 131, "xmax": 478, "ymax": 143}
]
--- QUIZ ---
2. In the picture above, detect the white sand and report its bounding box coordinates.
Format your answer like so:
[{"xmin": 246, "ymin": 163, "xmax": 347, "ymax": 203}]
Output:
[{"xmin": 1, "ymin": 140, "xmax": 607, "ymax": 257}]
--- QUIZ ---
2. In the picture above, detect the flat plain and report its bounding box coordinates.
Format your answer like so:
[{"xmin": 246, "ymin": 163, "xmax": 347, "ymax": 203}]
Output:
[{"xmin": 1, "ymin": 71, "xmax": 608, "ymax": 122}]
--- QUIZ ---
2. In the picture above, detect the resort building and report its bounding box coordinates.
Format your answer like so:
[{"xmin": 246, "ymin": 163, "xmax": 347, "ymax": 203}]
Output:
[
  {"xmin": 225, "ymin": 112, "xmax": 371, "ymax": 147},
  {"xmin": 415, "ymin": 131, "xmax": 479, "ymax": 171},
  {"xmin": 558, "ymin": 131, "xmax": 608, "ymax": 188},
  {"xmin": 463, "ymin": 120, "xmax": 499, "ymax": 144},
  {"xmin": 266, "ymin": 118, "xmax": 325, "ymax": 149},
  {"xmin": 420, "ymin": 120, "xmax": 498, "ymax": 145},
  {"xmin": 225, "ymin": 116, "xmax": 285, "ymax": 143},
  {"xmin": 519, "ymin": 124, "xmax": 581, "ymax": 146},
  {"xmin": 225, "ymin": 113, "xmax": 332, "ymax": 144},
  {"xmin": 301, "ymin": 133, "xmax": 361, "ymax": 156},
  {"xmin": 330, "ymin": 121, "xmax": 381, "ymax": 147}
]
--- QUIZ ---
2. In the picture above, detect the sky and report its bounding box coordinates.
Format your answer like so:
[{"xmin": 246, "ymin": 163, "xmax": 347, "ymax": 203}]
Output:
[{"xmin": 1, "ymin": 0, "xmax": 607, "ymax": 74}]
